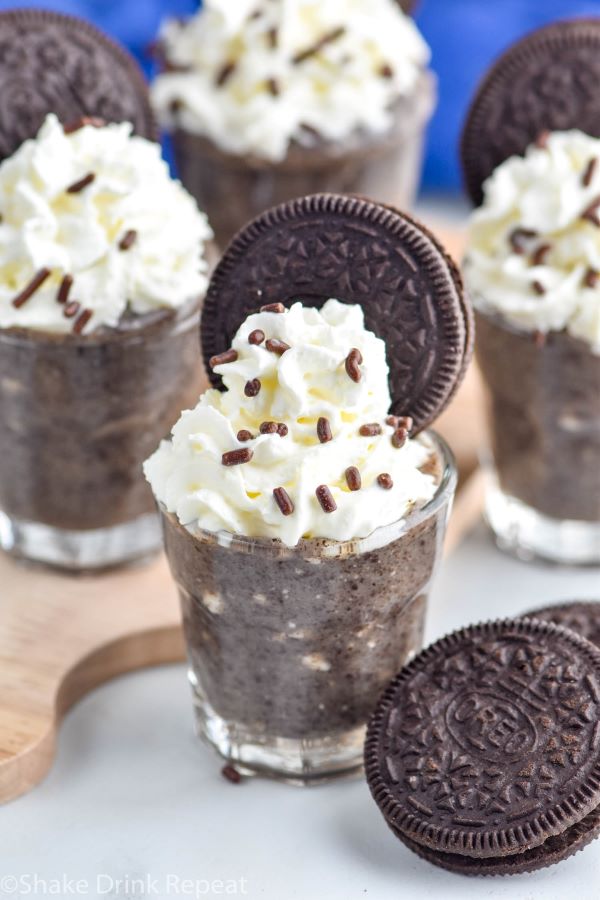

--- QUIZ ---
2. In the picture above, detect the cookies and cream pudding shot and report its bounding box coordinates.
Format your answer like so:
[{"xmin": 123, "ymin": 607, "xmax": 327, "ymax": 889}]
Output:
[
  {"xmin": 461, "ymin": 19, "xmax": 600, "ymax": 565},
  {"xmin": 151, "ymin": 0, "xmax": 434, "ymax": 246},
  {"xmin": 0, "ymin": 114, "xmax": 212, "ymax": 570},
  {"xmin": 145, "ymin": 194, "xmax": 469, "ymax": 783}
]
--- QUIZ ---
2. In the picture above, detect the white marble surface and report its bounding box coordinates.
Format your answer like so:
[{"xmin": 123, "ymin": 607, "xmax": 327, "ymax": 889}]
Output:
[{"xmin": 2, "ymin": 524, "xmax": 600, "ymax": 900}]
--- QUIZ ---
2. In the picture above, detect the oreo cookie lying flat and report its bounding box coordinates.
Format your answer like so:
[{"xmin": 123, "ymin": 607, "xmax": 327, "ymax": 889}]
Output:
[
  {"xmin": 391, "ymin": 807, "xmax": 600, "ymax": 877},
  {"xmin": 461, "ymin": 19, "xmax": 600, "ymax": 206},
  {"xmin": 365, "ymin": 618, "xmax": 600, "ymax": 876},
  {"xmin": 523, "ymin": 601, "xmax": 600, "ymax": 649},
  {"xmin": 0, "ymin": 8, "xmax": 155, "ymax": 162},
  {"xmin": 201, "ymin": 194, "xmax": 472, "ymax": 433}
]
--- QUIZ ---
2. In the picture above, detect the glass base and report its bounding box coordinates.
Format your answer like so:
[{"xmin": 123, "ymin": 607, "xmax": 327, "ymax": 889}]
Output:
[
  {"xmin": 189, "ymin": 674, "xmax": 365, "ymax": 786},
  {"xmin": 484, "ymin": 477, "xmax": 600, "ymax": 566},
  {"xmin": 0, "ymin": 510, "xmax": 162, "ymax": 571}
]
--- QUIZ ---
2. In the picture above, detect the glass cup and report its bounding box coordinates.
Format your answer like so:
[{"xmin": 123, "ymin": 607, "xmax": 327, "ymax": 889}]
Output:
[
  {"xmin": 476, "ymin": 309, "xmax": 600, "ymax": 565},
  {"xmin": 0, "ymin": 301, "xmax": 205, "ymax": 571},
  {"xmin": 171, "ymin": 72, "xmax": 435, "ymax": 249},
  {"xmin": 160, "ymin": 432, "xmax": 456, "ymax": 784}
]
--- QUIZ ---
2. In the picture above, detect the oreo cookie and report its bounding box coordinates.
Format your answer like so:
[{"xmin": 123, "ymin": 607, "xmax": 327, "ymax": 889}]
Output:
[
  {"xmin": 461, "ymin": 19, "xmax": 600, "ymax": 206},
  {"xmin": 396, "ymin": 1, "xmax": 418, "ymax": 13},
  {"xmin": 201, "ymin": 194, "xmax": 472, "ymax": 433},
  {"xmin": 391, "ymin": 807, "xmax": 600, "ymax": 877},
  {"xmin": 0, "ymin": 8, "xmax": 155, "ymax": 162},
  {"xmin": 523, "ymin": 600, "xmax": 600, "ymax": 649},
  {"xmin": 365, "ymin": 618, "xmax": 600, "ymax": 876}
]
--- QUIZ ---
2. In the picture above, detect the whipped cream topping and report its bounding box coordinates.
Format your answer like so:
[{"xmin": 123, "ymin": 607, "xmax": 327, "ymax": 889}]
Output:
[
  {"xmin": 0, "ymin": 114, "xmax": 212, "ymax": 335},
  {"xmin": 152, "ymin": 0, "xmax": 430, "ymax": 162},
  {"xmin": 465, "ymin": 129, "xmax": 600, "ymax": 352},
  {"xmin": 144, "ymin": 300, "xmax": 438, "ymax": 547}
]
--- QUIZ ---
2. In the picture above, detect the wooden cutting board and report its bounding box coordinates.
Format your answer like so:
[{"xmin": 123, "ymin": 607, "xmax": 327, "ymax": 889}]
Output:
[{"xmin": 0, "ymin": 220, "xmax": 485, "ymax": 805}]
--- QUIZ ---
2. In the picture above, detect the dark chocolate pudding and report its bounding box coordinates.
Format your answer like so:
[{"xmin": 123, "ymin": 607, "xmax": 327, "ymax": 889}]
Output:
[
  {"xmin": 0, "ymin": 302, "xmax": 204, "ymax": 534},
  {"xmin": 476, "ymin": 310, "xmax": 600, "ymax": 523}
]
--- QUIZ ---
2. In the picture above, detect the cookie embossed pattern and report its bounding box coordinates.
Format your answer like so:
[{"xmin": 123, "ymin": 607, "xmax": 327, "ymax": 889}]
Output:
[
  {"xmin": 0, "ymin": 8, "xmax": 156, "ymax": 162},
  {"xmin": 365, "ymin": 618, "xmax": 600, "ymax": 875}
]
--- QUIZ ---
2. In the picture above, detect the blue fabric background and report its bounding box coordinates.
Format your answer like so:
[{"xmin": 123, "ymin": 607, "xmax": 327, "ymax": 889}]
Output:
[{"xmin": 2, "ymin": 0, "xmax": 600, "ymax": 191}]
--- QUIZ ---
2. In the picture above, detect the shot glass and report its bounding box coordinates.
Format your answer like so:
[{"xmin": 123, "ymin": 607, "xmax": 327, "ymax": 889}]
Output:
[
  {"xmin": 160, "ymin": 432, "xmax": 456, "ymax": 784},
  {"xmin": 476, "ymin": 309, "xmax": 600, "ymax": 565},
  {"xmin": 171, "ymin": 72, "xmax": 435, "ymax": 249},
  {"xmin": 0, "ymin": 301, "xmax": 204, "ymax": 570}
]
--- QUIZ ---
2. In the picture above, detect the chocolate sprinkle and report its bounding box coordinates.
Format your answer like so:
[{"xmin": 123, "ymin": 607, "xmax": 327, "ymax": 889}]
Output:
[
  {"xmin": 259, "ymin": 421, "xmax": 278, "ymax": 434},
  {"xmin": 12, "ymin": 268, "xmax": 51, "ymax": 308},
  {"xmin": 391, "ymin": 427, "xmax": 408, "ymax": 449},
  {"xmin": 315, "ymin": 484, "xmax": 337, "ymax": 513},
  {"xmin": 63, "ymin": 300, "xmax": 80, "ymax": 319},
  {"xmin": 317, "ymin": 417, "xmax": 333, "ymax": 443},
  {"xmin": 209, "ymin": 349, "xmax": 238, "ymax": 368},
  {"xmin": 66, "ymin": 171, "xmax": 95, "ymax": 194},
  {"xmin": 581, "ymin": 195, "xmax": 600, "ymax": 227},
  {"xmin": 292, "ymin": 26, "xmax": 345, "ymax": 65},
  {"xmin": 345, "ymin": 348, "xmax": 363, "ymax": 383},
  {"xmin": 277, "ymin": 423, "xmax": 288, "ymax": 437},
  {"xmin": 267, "ymin": 78, "xmax": 280, "ymax": 97},
  {"xmin": 532, "ymin": 279, "xmax": 546, "ymax": 295},
  {"xmin": 584, "ymin": 267, "xmax": 599, "ymax": 288},
  {"xmin": 377, "ymin": 473, "xmax": 393, "ymax": 490},
  {"xmin": 72, "ymin": 308, "xmax": 93, "ymax": 334},
  {"xmin": 221, "ymin": 764, "xmax": 242, "ymax": 784},
  {"xmin": 216, "ymin": 60, "xmax": 236, "ymax": 87},
  {"xmin": 260, "ymin": 302, "xmax": 285, "ymax": 313},
  {"xmin": 237, "ymin": 429, "xmax": 253, "ymax": 442},
  {"xmin": 222, "ymin": 448, "xmax": 253, "ymax": 466},
  {"xmin": 531, "ymin": 243, "xmax": 551, "ymax": 266},
  {"xmin": 345, "ymin": 466, "xmax": 361, "ymax": 491},
  {"xmin": 273, "ymin": 487, "xmax": 294, "ymax": 516},
  {"xmin": 63, "ymin": 116, "xmax": 107, "ymax": 134},
  {"xmin": 118, "ymin": 229, "xmax": 137, "ymax": 251},
  {"xmin": 379, "ymin": 63, "xmax": 394, "ymax": 78},
  {"xmin": 56, "ymin": 274, "xmax": 73, "ymax": 305},
  {"xmin": 265, "ymin": 338, "xmax": 290, "ymax": 355},
  {"xmin": 248, "ymin": 329, "xmax": 265, "ymax": 345},
  {"xmin": 582, "ymin": 157, "xmax": 598, "ymax": 188},
  {"xmin": 244, "ymin": 378, "xmax": 261, "ymax": 397},
  {"xmin": 359, "ymin": 423, "xmax": 382, "ymax": 437},
  {"xmin": 509, "ymin": 227, "xmax": 538, "ymax": 254},
  {"xmin": 267, "ymin": 27, "xmax": 278, "ymax": 49}
]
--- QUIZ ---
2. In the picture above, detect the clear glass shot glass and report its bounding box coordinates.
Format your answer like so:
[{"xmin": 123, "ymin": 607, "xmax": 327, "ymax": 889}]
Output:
[
  {"xmin": 476, "ymin": 309, "xmax": 600, "ymax": 565},
  {"xmin": 160, "ymin": 432, "xmax": 456, "ymax": 784},
  {"xmin": 0, "ymin": 301, "xmax": 204, "ymax": 571},
  {"xmin": 171, "ymin": 72, "xmax": 435, "ymax": 249}
]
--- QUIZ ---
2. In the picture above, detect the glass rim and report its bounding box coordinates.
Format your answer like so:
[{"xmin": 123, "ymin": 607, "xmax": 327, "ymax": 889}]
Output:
[
  {"xmin": 0, "ymin": 296, "xmax": 201, "ymax": 346},
  {"xmin": 160, "ymin": 429, "xmax": 457, "ymax": 560}
]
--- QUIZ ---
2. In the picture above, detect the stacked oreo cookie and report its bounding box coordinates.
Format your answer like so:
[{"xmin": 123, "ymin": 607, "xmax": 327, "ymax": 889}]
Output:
[{"xmin": 365, "ymin": 617, "xmax": 600, "ymax": 875}]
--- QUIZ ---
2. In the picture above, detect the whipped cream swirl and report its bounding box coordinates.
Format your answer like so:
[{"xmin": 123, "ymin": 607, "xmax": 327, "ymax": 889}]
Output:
[
  {"xmin": 144, "ymin": 300, "xmax": 437, "ymax": 547},
  {"xmin": 465, "ymin": 129, "xmax": 600, "ymax": 352},
  {"xmin": 152, "ymin": 0, "xmax": 430, "ymax": 162},
  {"xmin": 0, "ymin": 114, "xmax": 212, "ymax": 335}
]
